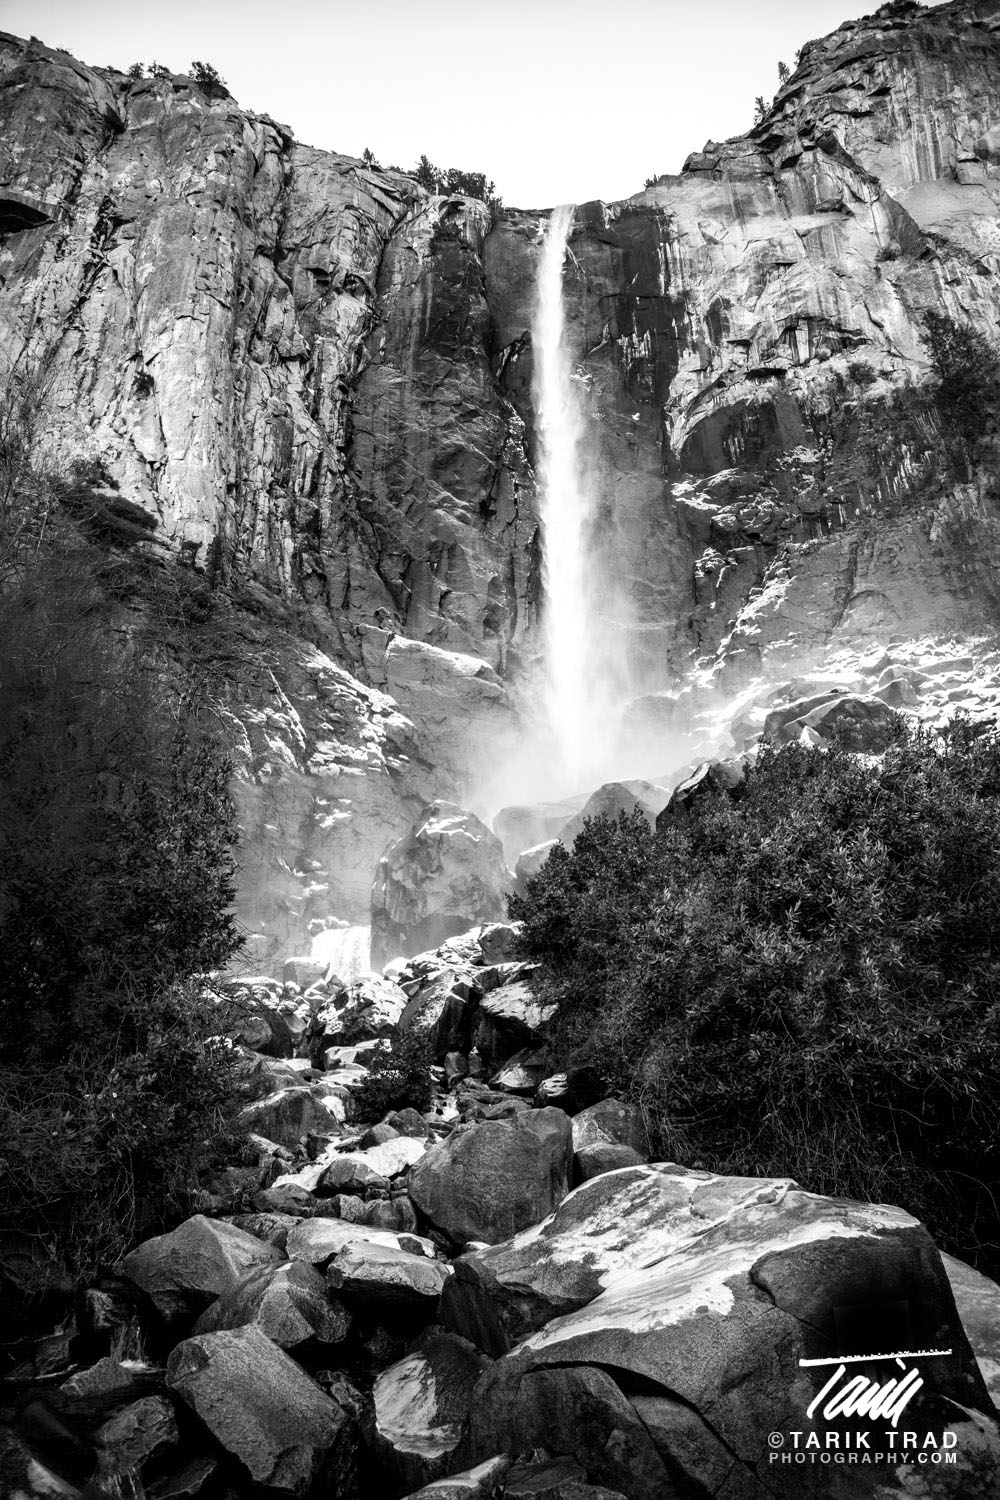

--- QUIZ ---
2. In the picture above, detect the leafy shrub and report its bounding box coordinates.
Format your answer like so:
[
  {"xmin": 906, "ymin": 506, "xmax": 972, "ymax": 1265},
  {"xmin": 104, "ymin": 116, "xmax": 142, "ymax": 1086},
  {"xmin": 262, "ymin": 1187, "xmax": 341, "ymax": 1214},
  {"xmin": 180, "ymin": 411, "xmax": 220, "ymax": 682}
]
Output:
[
  {"xmin": 512, "ymin": 723, "xmax": 1000, "ymax": 1273},
  {"xmin": 354, "ymin": 1030, "xmax": 435, "ymax": 1120},
  {"xmin": 0, "ymin": 540, "xmax": 245, "ymax": 1273},
  {"xmin": 921, "ymin": 309, "xmax": 1000, "ymax": 466}
]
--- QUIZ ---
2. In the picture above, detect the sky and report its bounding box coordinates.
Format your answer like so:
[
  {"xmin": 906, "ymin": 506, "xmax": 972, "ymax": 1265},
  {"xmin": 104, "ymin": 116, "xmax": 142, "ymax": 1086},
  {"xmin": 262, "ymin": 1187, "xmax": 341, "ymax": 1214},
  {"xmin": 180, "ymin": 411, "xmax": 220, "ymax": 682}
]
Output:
[{"xmin": 3, "ymin": 0, "xmax": 948, "ymax": 208}]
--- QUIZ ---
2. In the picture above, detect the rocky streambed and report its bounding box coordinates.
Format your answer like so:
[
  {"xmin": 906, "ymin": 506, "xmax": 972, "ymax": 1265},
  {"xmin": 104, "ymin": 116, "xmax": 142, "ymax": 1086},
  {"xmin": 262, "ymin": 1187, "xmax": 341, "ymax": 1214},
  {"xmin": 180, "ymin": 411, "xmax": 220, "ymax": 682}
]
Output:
[{"xmin": 3, "ymin": 921, "xmax": 1000, "ymax": 1499}]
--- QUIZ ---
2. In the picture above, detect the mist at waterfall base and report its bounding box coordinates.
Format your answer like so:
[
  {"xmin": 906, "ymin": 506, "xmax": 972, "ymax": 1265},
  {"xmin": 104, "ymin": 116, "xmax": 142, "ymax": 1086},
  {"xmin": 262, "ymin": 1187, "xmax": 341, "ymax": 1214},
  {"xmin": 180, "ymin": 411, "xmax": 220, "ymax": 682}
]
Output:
[
  {"xmin": 311, "ymin": 923, "xmax": 372, "ymax": 983},
  {"xmin": 482, "ymin": 206, "xmax": 694, "ymax": 817}
]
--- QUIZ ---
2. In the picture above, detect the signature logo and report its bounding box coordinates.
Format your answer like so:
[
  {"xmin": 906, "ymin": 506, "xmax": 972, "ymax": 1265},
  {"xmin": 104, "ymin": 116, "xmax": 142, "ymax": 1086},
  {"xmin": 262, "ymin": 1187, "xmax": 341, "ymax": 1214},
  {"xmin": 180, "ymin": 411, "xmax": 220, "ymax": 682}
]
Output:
[{"xmin": 800, "ymin": 1348, "xmax": 952, "ymax": 1429}]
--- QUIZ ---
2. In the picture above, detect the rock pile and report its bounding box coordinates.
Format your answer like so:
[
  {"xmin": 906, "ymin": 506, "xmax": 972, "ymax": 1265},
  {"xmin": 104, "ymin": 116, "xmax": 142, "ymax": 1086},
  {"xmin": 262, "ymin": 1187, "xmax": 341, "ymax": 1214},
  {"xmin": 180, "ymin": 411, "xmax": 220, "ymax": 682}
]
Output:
[{"xmin": 4, "ymin": 921, "xmax": 1000, "ymax": 1499}]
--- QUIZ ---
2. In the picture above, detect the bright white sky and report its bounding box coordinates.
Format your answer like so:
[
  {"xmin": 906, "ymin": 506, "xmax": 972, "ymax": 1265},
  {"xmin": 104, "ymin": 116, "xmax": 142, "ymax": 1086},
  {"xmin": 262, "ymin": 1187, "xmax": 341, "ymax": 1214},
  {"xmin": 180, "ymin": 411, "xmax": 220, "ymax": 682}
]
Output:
[{"xmin": 3, "ymin": 0, "xmax": 948, "ymax": 207}]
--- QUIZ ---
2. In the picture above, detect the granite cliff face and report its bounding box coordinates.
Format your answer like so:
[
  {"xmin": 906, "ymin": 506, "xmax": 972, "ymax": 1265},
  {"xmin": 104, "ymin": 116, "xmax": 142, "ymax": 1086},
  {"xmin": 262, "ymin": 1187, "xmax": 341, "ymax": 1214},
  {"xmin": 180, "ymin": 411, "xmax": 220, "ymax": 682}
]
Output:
[{"xmin": 4, "ymin": 0, "xmax": 1000, "ymax": 962}]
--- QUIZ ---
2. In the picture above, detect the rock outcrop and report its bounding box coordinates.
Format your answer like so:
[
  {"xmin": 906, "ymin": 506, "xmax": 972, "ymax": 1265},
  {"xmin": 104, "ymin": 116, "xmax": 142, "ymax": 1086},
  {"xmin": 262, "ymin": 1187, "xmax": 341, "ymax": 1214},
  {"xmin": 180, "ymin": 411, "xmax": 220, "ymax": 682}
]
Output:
[
  {"xmin": 8, "ymin": 3, "xmax": 1000, "ymax": 961},
  {"xmin": 371, "ymin": 803, "xmax": 513, "ymax": 967}
]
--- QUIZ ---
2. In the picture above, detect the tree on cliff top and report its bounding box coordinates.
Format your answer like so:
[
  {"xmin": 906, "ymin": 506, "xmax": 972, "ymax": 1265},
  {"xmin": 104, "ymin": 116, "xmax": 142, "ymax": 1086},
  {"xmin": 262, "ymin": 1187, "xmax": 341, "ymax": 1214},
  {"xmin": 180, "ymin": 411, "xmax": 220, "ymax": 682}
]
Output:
[{"xmin": 512, "ymin": 722, "xmax": 1000, "ymax": 1274}]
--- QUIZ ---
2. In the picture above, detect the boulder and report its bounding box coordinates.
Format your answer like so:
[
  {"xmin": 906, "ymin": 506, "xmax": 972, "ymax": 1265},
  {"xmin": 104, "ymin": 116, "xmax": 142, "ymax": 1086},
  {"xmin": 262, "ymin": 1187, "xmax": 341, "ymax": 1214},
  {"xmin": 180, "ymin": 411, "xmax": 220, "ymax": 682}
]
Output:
[
  {"xmin": 215, "ymin": 985, "xmax": 294, "ymax": 1058},
  {"xmin": 371, "ymin": 803, "xmax": 513, "ymax": 968},
  {"xmin": 396, "ymin": 968, "xmax": 480, "ymax": 1060},
  {"xmin": 453, "ymin": 1166, "xmax": 1000, "ymax": 1496},
  {"xmin": 229, "ymin": 1212, "xmax": 303, "ymax": 1251},
  {"xmin": 374, "ymin": 1327, "xmax": 491, "ymax": 1492},
  {"xmin": 120, "ymin": 1215, "xmax": 283, "ymax": 1328},
  {"xmin": 307, "ymin": 976, "xmax": 408, "ymax": 1059},
  {"xmin": 146, "ymin": 1455, "xmax": 218, "ymax": 1499},
  {"xmin": 474, "ymin": 980, "xmax": 556, "ymax": 1071},
  {"xmin": 570, "ymin": 1098, "xmax": 649, "ymax": 1158},
  {"xmin": 317, "ymin": 1136, "xmax": 427, "ymax": 1195},
  {"xmin": 514, "ymin": 840, "xmax": 558, "ymax": 892},
  {"xmin": 573, "ymin": 1142, "xmax": 645, "ymax": 1182},
  {"xmin": 493, "ymin": 797, "xmax": 584, "ymax": 866},
  {"xmin": 93, "ymin": 1395, "xmax": 179, "ymax": 1475},
  {"xmin": 763, "ymin": 693, "xmax": 902, "ymax": 752},
  {"xmin": 504, "ymin": 1456, "xmax": 630, "ymax": 1499},
  {"xmin": 398, "ymin": 1454, "xmax": 510, "ymax": 1500},
  {"xmin": 458, "ymin": 1364, "xmax": 672, "ymax": 1500},
  {"xmin": 0, "ymin": 1426, "xmax": 82, "ymax": 1498},
  {"xmin": 943, "ymin": 1252, "xmax": 1000, "ymax": 1410},
  {"xmin": 476, "ymin": 923, "xmax": 523, "ymax": 964},
  {"xmin": 328, "ymin": 1241, "xmax": 450, "ymax": 1308},
  {"xmin": 385, "ymin": 1107, "xmax": 432, "ymax": 1139},
  {"xmin": 285, "ymin": 1218, "xmax": 436, "ymax": 1266},
  {"xmin": 655, "ymin": 757, "xmax": 746, "ymax": 827},
  {"xmin": 237, "ymin": 1086, "xmax": 346, "ymax": 1147},
  {"xmin": 166, "ymin": 1325, "xmax": 358, "ymax": 1495},
  {"xmin": 193, "ymin": 1260, "xmax": 351, "ymax": 1349},
  {"xmin": 556, "ymin": 781, "xmax": 670, "ymax": 849},
  {"xmin": 408, "ymin": 1109, "xmax": 573, "ymax": 1247},
  {"xmin": 492, "ymin": 1047, "xmax": 549, "ymax": 1096}
]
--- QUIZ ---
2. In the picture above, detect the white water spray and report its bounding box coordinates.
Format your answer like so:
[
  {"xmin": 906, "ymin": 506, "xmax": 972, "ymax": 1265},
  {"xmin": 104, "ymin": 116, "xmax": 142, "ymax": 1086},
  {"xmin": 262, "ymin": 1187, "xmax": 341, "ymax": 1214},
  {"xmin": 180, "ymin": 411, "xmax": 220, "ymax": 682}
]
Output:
[
  {"xmin": 311, "ymin": 924, "xmax": 371, "ymax": 983},
  {"xmin": 533, "ymin": 204, "xmax": 595, "ymax": 785}
]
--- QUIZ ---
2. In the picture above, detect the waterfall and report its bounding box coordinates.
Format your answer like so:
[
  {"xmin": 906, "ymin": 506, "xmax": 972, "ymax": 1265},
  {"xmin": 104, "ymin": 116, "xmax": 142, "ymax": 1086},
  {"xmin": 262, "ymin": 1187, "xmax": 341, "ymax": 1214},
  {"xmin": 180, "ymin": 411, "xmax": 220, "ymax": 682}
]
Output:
[
  {"xmin": 311, "ymin": 924, "xmax": 372, "ymax": 983},
  {"xmin": 532, "ymin": 204, "xmax": 595, "ymax": 786}
]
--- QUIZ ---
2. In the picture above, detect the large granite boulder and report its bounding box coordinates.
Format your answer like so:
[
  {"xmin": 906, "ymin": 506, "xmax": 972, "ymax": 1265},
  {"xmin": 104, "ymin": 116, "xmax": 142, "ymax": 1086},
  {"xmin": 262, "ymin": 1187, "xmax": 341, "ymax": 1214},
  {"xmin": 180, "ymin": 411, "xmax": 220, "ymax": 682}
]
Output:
[
  {"xmin": 570, "ymin": 1098, "xmax": 649, "ymax": 1158},
  {"xmin": 167, "ymin": 1324, "xmax": 359, "ymax": 1496},
  {"xmin": 451, "ymin": 1166, "xmax": 1000, "ymax": 1497},
  {"xmin": 474, "ymin": 977, "xmax": 556, "ymax": 1072},
  {"xmin": 763, "ymin": 694, "xmax": 902, "ymax": 752},
  {"xmin": 408, "ymin": 1109, "xmax": 573, "ymax": 1247},
  {"xmin": 192, "ymin": 1260, "xmax": 350, "ymax": 1349},
  {"xmin": 374, "ymin": 1328, "xmax": 492, "ymax": 1493},
  {"xmin": 398, "ymin": 1454, "xmax": 511, "ymax": 1500},
  {"xmin": 237, "ymin": 1085, "xmax": 346, "ymax": 1148},
  {"xmin": 371, "ymin": 803, "xmax": 513, "ymax": 969},
  {"xmin": 119, "ymin": 1215, "xmax": 283, "ymax": 1328},
  {"xmin": 656, "ymin": 757, "xmax": 747, "ymax": 827},
  {"xmin": 395, "ymin": 968, "xmax": 480, "ymax": 1061},
  {"xmin": 943, "ymin": 1252, "xmax": 1000, "ymax": 1411},
  {"xmin": 555, "ymin": 781, "xmax": 672, "ymax": 849},
  {"xmin": 307, "ymin": 976, "xmax": 409, "ymax": 1060},
  {"xmin": 285, "ymin": 1218, "xmax": 436, "ymax": 1267},
  {"xmin": 327, "ymin": 1241, "xmax": 450, "ymax": 1310}
]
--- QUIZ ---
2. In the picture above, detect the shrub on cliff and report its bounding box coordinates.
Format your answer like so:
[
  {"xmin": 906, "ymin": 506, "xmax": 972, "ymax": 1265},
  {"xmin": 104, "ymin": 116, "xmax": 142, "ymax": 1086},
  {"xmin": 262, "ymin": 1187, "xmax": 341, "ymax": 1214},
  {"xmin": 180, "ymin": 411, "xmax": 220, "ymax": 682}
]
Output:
[
  {"xmin": 922, "ymin": 309, "xmax": 1000, "ymax": 466},
  {"xmin": 0, "ymin": 541, "xmax": 245, "ymax": 1274},
  {"xmin": 511, "ymin": 722, "xmax": 1000, "ymax": 1272}
]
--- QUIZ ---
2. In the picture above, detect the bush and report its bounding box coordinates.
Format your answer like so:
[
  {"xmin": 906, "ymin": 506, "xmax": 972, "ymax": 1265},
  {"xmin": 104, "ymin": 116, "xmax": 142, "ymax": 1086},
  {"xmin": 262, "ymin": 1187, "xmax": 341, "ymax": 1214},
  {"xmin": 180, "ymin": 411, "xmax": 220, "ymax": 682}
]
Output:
[
  {"xmin": 354, "ymin": 1030, "xmax": 435, "ymax": 1120},
  {"xmin": 921, "ymin": 309, "xmax": 1000, "ymax": 466},
  {"xmin": 512, "ymin": 723, "xmax": 1000, "ymax": 1273},
  {"xmin": 0, "ymin": 541, "xmax": 245, "ymax": 1273}
]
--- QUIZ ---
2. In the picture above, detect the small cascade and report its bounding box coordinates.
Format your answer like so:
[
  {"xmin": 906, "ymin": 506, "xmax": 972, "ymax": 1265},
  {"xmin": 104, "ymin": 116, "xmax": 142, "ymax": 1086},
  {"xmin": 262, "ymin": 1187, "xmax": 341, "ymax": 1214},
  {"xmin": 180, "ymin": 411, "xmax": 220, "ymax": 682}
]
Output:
[{"xmin": 311, "ymin": 924, "xmax": 372, "ymax": 983}]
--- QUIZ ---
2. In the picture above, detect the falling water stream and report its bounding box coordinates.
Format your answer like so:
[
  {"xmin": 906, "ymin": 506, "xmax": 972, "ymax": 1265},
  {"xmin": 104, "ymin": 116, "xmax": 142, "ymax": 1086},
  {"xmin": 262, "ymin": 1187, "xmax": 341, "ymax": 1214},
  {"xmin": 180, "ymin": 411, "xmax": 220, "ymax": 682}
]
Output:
[
  {"xmin": 533, "ymin": 203, "xmax": 595, "ymax": 787},
  {"xmin": 310, "ymin": 924, "xmax": 372, "ymax": 983}
]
